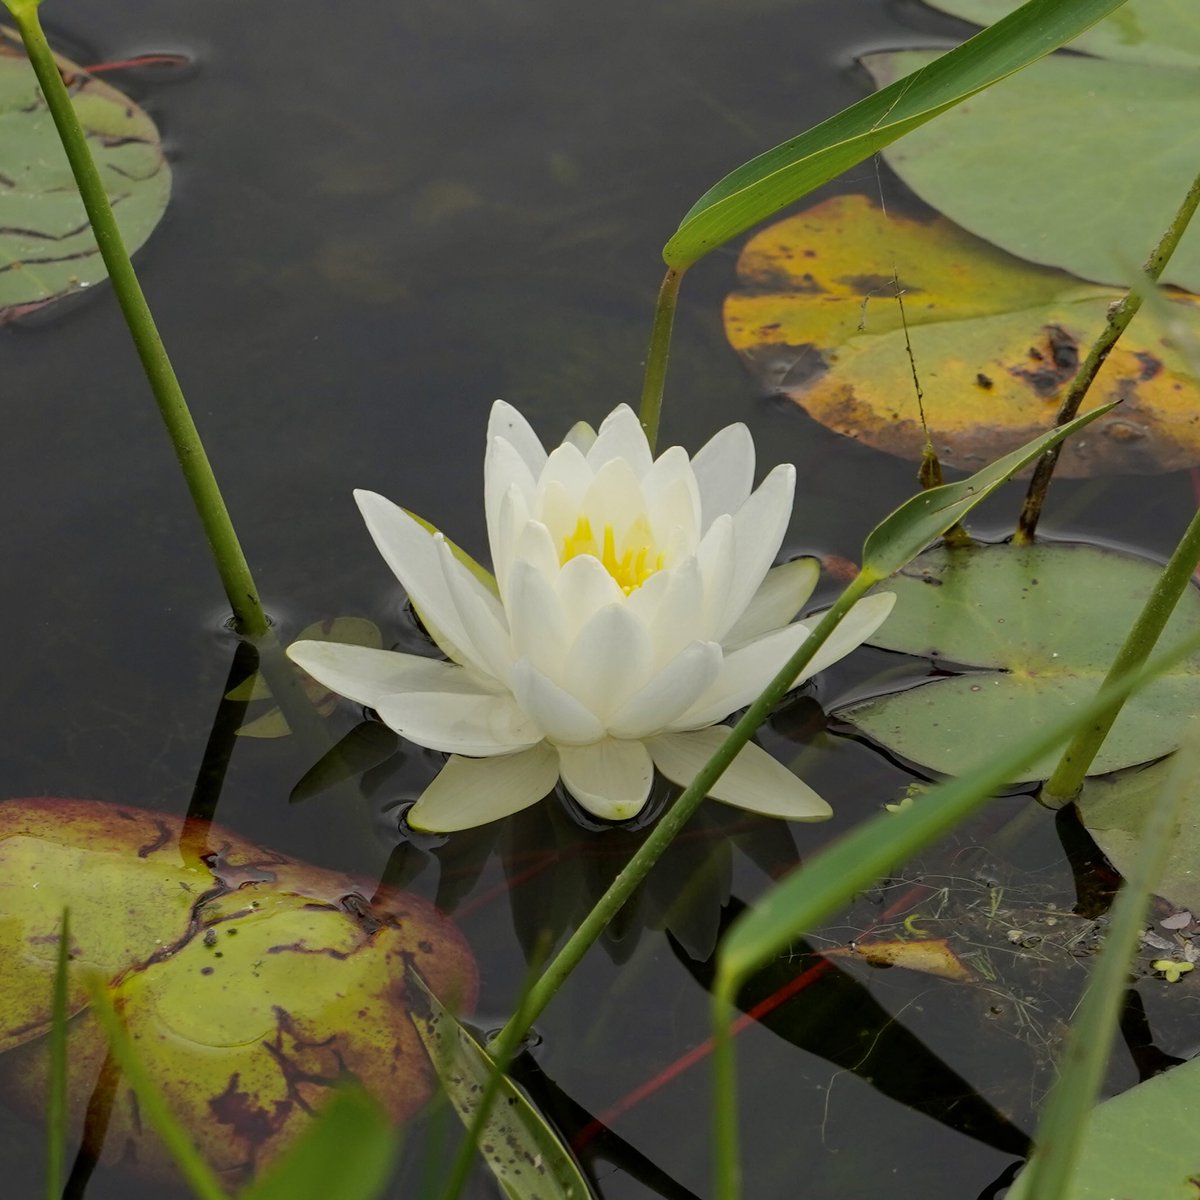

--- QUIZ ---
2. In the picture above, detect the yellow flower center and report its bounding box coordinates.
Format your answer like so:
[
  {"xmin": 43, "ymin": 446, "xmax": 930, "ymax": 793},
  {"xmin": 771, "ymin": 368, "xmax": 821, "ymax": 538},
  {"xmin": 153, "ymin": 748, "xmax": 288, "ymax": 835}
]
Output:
[{"xmin": 561, "ymin": 514, "xmax": 664, "ymax": 594}]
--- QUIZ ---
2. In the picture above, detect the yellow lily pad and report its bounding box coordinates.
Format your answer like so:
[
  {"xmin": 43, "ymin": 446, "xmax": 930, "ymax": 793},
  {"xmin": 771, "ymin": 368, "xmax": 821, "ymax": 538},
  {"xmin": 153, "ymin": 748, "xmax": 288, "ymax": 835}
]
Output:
[
  {"xmin": 0, "ymin": 797, "xmax": 477, "ymax": 1184},
  {"xmin": 723, "ymin": 194, "xmax": 1200, "ymax": 476}
]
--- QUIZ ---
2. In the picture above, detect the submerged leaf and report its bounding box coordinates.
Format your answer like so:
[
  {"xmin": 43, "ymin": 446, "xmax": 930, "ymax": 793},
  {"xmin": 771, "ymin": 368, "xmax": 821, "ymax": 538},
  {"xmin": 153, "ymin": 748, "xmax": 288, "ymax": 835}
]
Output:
[
  {"xmin": 0, "ymin": 28, "xmax": 172, "ymax": 320},
  {"xmin": 840, "ymin": 542, "xmax": 1200, "ymax": 780},
  {"xmin": 724, "ymin": 195, "xmax": 1200, "ymax": 476}
]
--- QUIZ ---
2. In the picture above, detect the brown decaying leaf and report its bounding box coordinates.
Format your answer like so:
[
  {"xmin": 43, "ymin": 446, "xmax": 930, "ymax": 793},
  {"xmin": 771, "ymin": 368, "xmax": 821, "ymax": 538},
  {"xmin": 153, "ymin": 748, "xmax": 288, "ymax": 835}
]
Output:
[
  {"xmin": 724, "ymin": 195, "xmax": 1200, "ymax": 476},
  {"xmin": 823, "ymin": 937, "xmax": 977, "ymax": 983}
]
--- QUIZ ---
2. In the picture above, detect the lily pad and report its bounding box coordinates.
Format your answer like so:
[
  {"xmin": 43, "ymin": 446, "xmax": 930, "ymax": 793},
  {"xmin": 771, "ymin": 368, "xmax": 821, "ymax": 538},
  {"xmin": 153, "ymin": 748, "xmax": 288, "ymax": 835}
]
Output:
[
  {"xmin": 923, "ymin": 0, "xmax": 1200, "ymax": 68},
  {"xmin": 1006, "ymin": 1055, "xmax": 1200, "ymax": 1200},
  {"xmin": 0, "ymin": 27, "xmax": 172, "ymax": 320},
  {"xmin": 865, "ymin": 38, "xmax": 1200, "ymax": 292},
  {"xmin": 838, "ymin": 542, "xmax": 1200, "ymax": 781},
  {"xmin": 1077, "ymin": 753, "xmax": 1200, "ymax": 914},
  {"xmin": 723, "ymin": 194, "xmax": 1200, "ymax": 476},
  {"xmin": 0, "ymin": 797, "xmax": 477, "ymax": 1184}
]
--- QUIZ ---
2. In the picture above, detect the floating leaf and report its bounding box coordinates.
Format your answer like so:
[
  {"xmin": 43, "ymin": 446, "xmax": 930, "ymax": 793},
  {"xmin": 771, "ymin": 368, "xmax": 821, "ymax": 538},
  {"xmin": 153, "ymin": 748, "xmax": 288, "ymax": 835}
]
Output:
[
  {"xmin": 723, "ymin": 194, "xmax": 1200, "ymax": 476},
  {"xmin": 238, "ymin": 617, "xmax": 382, "ymax": 737},
  {"xmin": 1078, "ymin": 753, "xmax": 1200, "ymax": 914},
  {"xmin": 839, "ymin": 542, "xmax": 1200, "ymax": 781},
  {"xmin": 407, "ymin": 968, "xmax": 592, "ymax": 1200},
  {"xmin": 0, "ymin": 797, "xmax": 477, "ymax": 1184},
  {"xmin": 822, "ymin": 937, "xmax": 976, "ymax": 982},
  {"xmin": 0, "ymin": 27, "xmax": 172, "ymax": 321},
  {"xmin": 865, "ymin": 37, "xmax": 1200, "ymax": 292}
]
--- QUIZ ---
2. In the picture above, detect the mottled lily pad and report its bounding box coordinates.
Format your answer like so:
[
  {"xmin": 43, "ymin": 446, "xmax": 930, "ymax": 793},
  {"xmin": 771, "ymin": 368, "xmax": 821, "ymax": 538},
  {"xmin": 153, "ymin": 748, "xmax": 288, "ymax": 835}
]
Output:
[
  {"xmin": 0, "ymin": 797, "xmax": 477, "ymax": 1184},
  {"xmin": 0, "ymin": 27, "xmax": 172, "ymax": 320},
  {"xmin": 838, "ymin": 542, "xmax": 1200, "ymax": 781},
  {"xmin": 723, "ymin": 194, "xmax": 1200, "ymax": 476}
]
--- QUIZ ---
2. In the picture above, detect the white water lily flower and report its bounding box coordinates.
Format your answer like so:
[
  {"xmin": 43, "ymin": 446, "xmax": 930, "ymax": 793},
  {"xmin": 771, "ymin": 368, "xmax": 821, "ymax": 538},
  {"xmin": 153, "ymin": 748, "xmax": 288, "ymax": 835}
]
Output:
[{"xmin": 288, "ymin": 403, "xmax": 894, "ymax": 831}]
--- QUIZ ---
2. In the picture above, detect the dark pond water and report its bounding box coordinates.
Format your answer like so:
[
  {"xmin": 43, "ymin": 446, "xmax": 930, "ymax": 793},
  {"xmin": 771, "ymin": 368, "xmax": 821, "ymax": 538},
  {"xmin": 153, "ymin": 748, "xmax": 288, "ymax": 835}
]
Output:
[{"xmin": 5, "ymin": 0, "xmax": 1200, "ymax": 1196}]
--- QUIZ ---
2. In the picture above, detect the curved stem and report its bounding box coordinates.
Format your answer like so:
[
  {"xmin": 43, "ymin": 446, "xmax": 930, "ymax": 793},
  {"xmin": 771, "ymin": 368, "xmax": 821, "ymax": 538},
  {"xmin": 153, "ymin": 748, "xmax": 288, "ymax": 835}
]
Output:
[
  {"xmin": 8, "ymin": 5, "xmax": 269, "ymax": 636},
  {"xmin": 638, "ymin": 266, "xmax": 685, "ymax": 453}
]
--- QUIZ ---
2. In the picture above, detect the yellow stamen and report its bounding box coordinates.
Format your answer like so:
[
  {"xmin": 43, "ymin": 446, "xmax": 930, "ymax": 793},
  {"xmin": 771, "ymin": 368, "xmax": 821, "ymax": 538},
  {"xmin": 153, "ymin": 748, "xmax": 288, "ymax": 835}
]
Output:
[{"xmin": 561, "ymin": 514, "xmax": 664, "ymax": 594}]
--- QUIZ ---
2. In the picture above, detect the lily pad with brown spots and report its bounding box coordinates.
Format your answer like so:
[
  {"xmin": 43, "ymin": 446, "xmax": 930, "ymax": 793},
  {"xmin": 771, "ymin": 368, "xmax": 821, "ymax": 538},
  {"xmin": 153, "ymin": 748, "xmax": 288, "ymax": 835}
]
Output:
[
  {"xmin": 0, "ymin": 797, "xmax": 477, "ymax": 1186},
  {"xmin": 723, "ymin": 194, "xmax": 1200, "ymax": 476}
]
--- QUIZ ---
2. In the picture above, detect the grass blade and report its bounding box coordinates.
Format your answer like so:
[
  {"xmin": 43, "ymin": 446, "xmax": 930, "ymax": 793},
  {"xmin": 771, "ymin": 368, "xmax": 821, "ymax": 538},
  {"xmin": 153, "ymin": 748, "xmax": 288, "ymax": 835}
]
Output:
[{"xmin": 664, "ymin": 0, "xmax": 1129, "ymax": 267}]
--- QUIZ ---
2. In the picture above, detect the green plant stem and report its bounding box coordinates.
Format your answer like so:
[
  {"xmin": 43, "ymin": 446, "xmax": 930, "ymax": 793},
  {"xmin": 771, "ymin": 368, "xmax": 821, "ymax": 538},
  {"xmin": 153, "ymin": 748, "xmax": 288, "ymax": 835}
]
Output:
[
  {"xmin": 638, "ymin": 267, "xmax": 684, "ymax": 452},
  {"xmin": 47, "ymin": 908, "xmax": 70, "ymax": 1200},
  {"xmin": 9, "ymin": 6, "xmax": 268, "ymax": 636},
  {"xmin": 1015, "ymin": 167, "xmax": 1200, "ymax": 544},
  {"xmin": 490, "ymin": 575, "xmax": 873, "ymax": 1050},
  {"xmin": 1043, "ymin": 501, "xmax": 1200, "ymax": 803},
  {"xmin": 711, "ymin": 984, "xmax": 740, "ymax": 1200}
]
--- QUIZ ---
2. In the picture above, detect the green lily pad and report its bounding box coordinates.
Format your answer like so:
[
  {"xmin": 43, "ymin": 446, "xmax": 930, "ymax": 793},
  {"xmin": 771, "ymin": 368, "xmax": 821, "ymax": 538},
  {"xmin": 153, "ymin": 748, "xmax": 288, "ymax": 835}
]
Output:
[
  {"xmin": 864, "ymin": 42, "xmax": 1200, "ymax": 291},
  {"xmin": 1007, "ymin": 1055, "xmax": 1200, "ymax": 1200},
  {"xmin": 838, "ymin": 542, "xmax": 1200, "ymax": 781},
  {"xmin": 1077, "ymin": 753, "xmax": 1200, "ymax": 913},
  {"xmin": 0, "ymin": 27, "xmax": 172, "ymax": 320},
  {"xmin": 924, "ymin": 0, "xmax": 1200, "ymax": 67}
]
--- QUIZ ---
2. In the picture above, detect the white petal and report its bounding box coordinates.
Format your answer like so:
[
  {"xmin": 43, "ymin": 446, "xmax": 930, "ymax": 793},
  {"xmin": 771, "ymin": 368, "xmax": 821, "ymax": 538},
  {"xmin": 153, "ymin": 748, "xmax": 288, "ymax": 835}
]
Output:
[
  {"xmin": 586, "ymin": 404, "xmax": 653, "ymax": 477},
  {"xmin": 485, "ymin": 437, "xmax": 536, "ymax": 572},
  {"xmin": 648, "ymin": 728, "xmax": 831, "ymax": 820},
  {"xmin": 579, "ymin": 457, "xmax": 646, "ymax": 541},
  {"xmin": 563, "ymin": 420, "xmax": 597, "ymax": 453},
  {"xmin": 354, "ymin": 490, "xmax": 491, "ymax": 675},
  {"xmin": 694, "ymin": 515, "xmax": 734, "ymax": 640},
  {"xmin": 561, "ymin": 603, "xmax": 653, "ymax": 721},
  {"xmin": 375, "ymin": 689, "xmax": 543, "ymax": 756},
  {"xmin": 690, "ymin": 423, "xmax": 755, "ymax": 530},
  {"xmin": 493, "ymin": 483, "xmax": 532, "ymax": 601},
  {"xmin": 724, "ymin": 557, "xmax": 821, "ymax": 648},
  {"xmin": 797, "ymin": 592, "xmax": 896, "ymax": 681},
  {"xmin": 636, "ymin": 555, "xmax": 707, "ymax": 668},
  {"xmin": 557, "ymin": 738, "xmax": 654, "ymax": 821},
  {"xmin": 607, "ymin": 641, "xmax": 723, "ymax": 738},
  {"xmin": 555, "ymin": 554, "xmax": 625, "ymax": 637},
  {"xmin": 669, "ymin": 621, "xmax": 811, "ymax": 731},
  {"xmin": 406, "ymin": 744, "xmax": 559, "ymax": 832},
  {"xmin": 488, "ymin": 400, "xmax": 547, "ymax": 476},
  {"xmin": 642, "ymin": 447, "xmax": 701, "ymax": 548},
  {"xmin": 506, "ymin": 559, "xmax": 570, "ymax": 678},
  {"xmin": 713, "ymin": 463, "xmax": 797, "ymax": 640},
  {"xmin": 535, "ymin": 443, "xmax": 592, "ymax": 516},
  {"xmin": 511, "ymin": 659, "xmax": 606, "ymax": 744},
  {"xmin": 286, "ymin": 641, "xmax": 489, "ymax": 710},
  {"xmin": 436, "ymin": 537, "xmax": 513, "ymax": 684}
]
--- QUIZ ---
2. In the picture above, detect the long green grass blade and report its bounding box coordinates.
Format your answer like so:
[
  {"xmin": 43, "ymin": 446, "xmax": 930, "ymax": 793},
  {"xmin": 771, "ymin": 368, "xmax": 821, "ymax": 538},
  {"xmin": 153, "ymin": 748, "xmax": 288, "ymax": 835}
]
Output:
[
  {"xmin": 664, "ymin": 0, "xmax": 1130, "ymax": 267},
  {"xmin": 84, "ymin": 978, "xmax": 229, "ymax": 1200},
  {"xmin": 46, "ymin": 909, "xmax": 70, "ymax": 1200},
  {"xmin": 241, "ymin": 1087, "xmax": 399, "ymax": 1200},
  {"xmin": 1008, "ymin": 727, "xmax": 1200, "ymax": 1200}
]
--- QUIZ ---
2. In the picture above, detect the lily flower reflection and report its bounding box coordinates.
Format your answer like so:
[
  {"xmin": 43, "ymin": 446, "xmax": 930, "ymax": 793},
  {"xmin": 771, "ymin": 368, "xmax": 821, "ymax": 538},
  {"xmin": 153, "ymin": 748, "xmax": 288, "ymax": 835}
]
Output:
[{"xmin": 289, "ymin": 403, "xmax": 893, "ymax": 831}]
